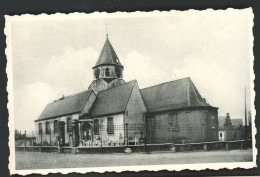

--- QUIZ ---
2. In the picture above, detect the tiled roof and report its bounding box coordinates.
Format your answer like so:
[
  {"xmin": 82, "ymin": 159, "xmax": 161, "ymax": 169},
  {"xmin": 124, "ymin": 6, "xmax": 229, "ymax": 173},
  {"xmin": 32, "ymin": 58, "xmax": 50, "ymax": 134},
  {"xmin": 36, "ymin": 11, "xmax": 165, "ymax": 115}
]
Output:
[
  {"xmin": 218, "ymin": 116, "xmax": 243, "ymax": 130},
  {"xmin": 37, "ymin": 90, "xmax": 93, "ymax": 121},
  {"xmin": 140, "ymin": 77, "xmax": 213, "ymax": 113},
  {"xmin": 231, "ymin": 118, "xmax": 243, "ymax": 127},
  {"xmin": 93, "ymin": 37, "xmax": 123, "ymax": 68},
  {"xmin": 90, "ymin": 80, "xmax": 136, "ymax": 117}
]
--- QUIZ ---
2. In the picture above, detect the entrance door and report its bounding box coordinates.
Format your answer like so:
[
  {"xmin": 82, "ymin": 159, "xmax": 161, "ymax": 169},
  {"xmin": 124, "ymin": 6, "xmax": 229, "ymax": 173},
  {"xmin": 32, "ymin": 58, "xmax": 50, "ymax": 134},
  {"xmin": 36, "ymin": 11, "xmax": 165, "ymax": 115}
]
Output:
[
  {"xmin": 81, "ymin": 122, "xmax": 92, "ymax": 146},
  {"xmin": 58, "ymin": 121, "xmax": 65, "ymax": 145}
]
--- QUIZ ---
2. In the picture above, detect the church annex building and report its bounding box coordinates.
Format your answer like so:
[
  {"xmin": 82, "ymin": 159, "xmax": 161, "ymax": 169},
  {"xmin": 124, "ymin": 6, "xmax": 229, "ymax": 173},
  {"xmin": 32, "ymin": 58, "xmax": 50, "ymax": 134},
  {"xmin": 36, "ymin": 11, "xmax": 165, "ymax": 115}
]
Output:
[{"xmin": 35, "ymin": 35, "xmax": 219, "ymax": 147}]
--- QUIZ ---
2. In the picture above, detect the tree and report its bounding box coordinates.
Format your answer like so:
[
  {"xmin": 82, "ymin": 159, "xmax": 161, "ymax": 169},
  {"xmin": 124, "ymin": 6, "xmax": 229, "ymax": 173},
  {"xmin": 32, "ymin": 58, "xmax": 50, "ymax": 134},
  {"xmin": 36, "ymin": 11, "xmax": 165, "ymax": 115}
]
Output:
[
  {"xmin": 15, "ymin": 129, "xmax": 22, "ymax": 140},
  {"xmin": 224, "ymin": 113, "xmax": 232, "ymax": 140}
]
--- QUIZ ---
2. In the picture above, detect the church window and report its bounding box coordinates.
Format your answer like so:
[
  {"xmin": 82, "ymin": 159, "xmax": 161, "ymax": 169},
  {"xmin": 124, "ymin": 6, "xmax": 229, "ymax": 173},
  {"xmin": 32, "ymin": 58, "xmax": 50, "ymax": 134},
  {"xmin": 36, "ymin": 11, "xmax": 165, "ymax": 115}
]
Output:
[
  {"xmin": 107, "ymin": 117, "xmax": 114, "ymax": 135},
  {"xmin": 147, "ymin": 116, "xmax": 155, "ymax": 132},
  {"xmin": 169, "ymin": 112, "xmax": 178, "ymax": 130},
  {"xmin": 211, "ymin": 116, "xmax": 215, "ymax": 128},
  {"xmin": 94, "ymin": 68, "xmax": 100, "ymax": 79},
  {"xmin": 54, "ymin": 120, "xmax": 58, "ymax": 133},
  {"xmin": 38, "ymin": 123, "xmax": 42, "ymax": 134},
  {"xmin": 45, "ymin": 121, "xmax": 50, "ymax": 134},
  {"xmin": 115, "ymin": 66, "xmax": 122, "ymax": 78},
  {"xmin": 67, "ymin": 118, "xmax": 72, "ymax": 132},
  {"xmin": 94, "ymin": 119, "xmax": 99, "ymax": 135},
  {"xmin": 105, "ymin": 68, "xmax": 110, "ymax": 76}
]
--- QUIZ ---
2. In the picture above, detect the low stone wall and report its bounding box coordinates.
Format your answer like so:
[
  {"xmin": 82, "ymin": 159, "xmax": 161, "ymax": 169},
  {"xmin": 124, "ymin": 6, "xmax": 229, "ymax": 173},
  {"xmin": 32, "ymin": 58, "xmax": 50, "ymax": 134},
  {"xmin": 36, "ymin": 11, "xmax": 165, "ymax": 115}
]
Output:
[
  {"xmin": 77, "ymin": 144, "xmax": 172, "ymax": 154},
  {"xmin": 15, "ymin": 146, "xmax": 58, "ymax": 152},
  {"xmin": 15, "ymin": 139, "xmax": 251, "ymax": 154},
  {"xmin": 175, "ymin": 139, "xmax": 251, "ymax": 152},
  {"xmin": 41, "ymin": 146, "xmax": 58, "ymax": 152},
  {"xmin": 226, "ymin": 139, "xmax": 252, "ymax": 150}
]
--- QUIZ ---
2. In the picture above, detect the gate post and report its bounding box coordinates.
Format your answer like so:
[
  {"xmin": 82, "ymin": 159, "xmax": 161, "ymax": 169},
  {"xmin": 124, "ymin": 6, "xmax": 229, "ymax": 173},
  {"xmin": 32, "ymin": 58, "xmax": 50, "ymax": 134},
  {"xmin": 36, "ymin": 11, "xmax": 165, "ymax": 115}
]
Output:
[
  {"xmin": 126, "ymin": 121, "xmax": 129, "ymax": 146},
  {"xmin": 71, "ymin": 119, "xmax": 79, "ymax": 147}
]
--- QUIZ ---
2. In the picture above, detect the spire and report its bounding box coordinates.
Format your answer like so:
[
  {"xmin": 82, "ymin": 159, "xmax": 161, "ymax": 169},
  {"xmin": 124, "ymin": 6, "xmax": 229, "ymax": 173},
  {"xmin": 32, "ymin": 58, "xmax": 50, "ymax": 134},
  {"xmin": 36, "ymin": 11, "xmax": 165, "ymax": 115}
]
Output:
[{"xmin": 93, "ymin": 36, "xmax": 123, "ymax": 68}]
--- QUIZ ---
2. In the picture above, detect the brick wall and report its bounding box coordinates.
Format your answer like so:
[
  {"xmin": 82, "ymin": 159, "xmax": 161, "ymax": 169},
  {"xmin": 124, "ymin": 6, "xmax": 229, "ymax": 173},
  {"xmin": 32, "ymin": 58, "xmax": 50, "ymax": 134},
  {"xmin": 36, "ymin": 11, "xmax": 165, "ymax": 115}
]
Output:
[
  {"xmin": 124, "ymin": 82, "xmax": 147, "ymax": 144},
  {"xmin": 124, "ymin": 82, "xmax": 147, "ymax": 125},
  {"xmin": 35, "ymin": 113, "xmax": 80, "ymax": 145},
  {"xmin": 88, "ymin": 78, "xmax": 125, "ymax": 94},
  {"xmin": 148, "ymin": 108, "xmax": 218, "ymax": 143}
]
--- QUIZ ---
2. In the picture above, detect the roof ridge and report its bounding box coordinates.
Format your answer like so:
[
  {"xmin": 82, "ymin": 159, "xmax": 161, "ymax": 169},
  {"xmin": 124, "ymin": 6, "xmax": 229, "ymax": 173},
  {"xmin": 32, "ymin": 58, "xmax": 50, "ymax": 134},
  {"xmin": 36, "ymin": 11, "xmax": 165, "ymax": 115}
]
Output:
[
  {"xmin": 52, "ymin": 89, "xmax": 91, "ymax": 103},
  {"xmin": 80, "ymin": 90, "xmax": 94, "ymax": 112},
  {"xmin": 97, "ymin": 80, "xmax": 136, "ymax": 94},
  {"xmin": 189, "ymin": 79, "xmax": 208, "ymax": 106},
  {"xmin": 189, "ymin": 79, "xmax": 201, "ymax": 104},
  {"xmin": 140, "ymin": 77, "xmax": 190, "ymax": 90},
  {"xmin": 123, "ymin": 80, "xmax": 137, "ymax": 113}
]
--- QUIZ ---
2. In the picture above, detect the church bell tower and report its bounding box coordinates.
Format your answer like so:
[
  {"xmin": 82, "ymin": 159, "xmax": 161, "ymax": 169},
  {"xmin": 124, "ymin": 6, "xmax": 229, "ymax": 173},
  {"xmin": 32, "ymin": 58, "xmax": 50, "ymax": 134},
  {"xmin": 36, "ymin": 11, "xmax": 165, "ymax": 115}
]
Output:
[{"xmin": 88, "ymin": 34, "xmax": 125, "ymax": 93}]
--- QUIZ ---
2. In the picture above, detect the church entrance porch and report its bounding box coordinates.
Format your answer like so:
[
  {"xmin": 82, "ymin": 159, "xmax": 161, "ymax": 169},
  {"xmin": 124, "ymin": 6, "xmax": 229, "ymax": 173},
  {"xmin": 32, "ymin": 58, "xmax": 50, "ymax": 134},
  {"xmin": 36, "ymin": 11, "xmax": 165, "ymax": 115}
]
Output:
[{"xmin": 78, "ymin": 119, "xmax": 145, "ymax": 147}]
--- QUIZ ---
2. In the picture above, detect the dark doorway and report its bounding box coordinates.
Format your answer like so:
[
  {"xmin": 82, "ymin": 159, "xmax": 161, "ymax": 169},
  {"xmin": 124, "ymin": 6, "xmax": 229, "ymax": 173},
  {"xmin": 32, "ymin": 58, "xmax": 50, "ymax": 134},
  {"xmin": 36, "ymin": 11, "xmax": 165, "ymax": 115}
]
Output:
[{"xmin": 58, "ymin": 121, "xmax": 65, "ymax": 146}]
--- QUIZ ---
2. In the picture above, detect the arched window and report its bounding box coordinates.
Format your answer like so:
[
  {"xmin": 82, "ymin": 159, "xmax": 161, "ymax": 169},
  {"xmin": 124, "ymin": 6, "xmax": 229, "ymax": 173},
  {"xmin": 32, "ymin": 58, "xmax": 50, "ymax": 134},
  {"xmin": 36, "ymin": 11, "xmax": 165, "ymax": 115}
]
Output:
[
  {"xmin": 105, "ymin": 68, "xmax": 110, "ymax": 76},
  {"xmin": 94, "ymin": 68, "xmax": 100, "ymax": 79},
  {"xmin": 211, "ymin": 116, "xmax": 215, "ymax": 128},
  {"xmin": 94, "ymin": 119, "xmax": 99, "ymax": 135},
  {"xmin": 45, "ymin": 121, "xmax": 50, "ymax": 134},
  {"xmin": 67, "ymin": 118, "xmax": 72, "ymax": 132},
  {"xmin": 115, "ymin": 66, "xmax": 122, "ymax": 78},
  {"xmin": 54, "ymin": 120, "xmax": 58, "ymax": 134},
  {"xmin": 38, "ymin": 123, "xmax": 42, "ymax": 134}
]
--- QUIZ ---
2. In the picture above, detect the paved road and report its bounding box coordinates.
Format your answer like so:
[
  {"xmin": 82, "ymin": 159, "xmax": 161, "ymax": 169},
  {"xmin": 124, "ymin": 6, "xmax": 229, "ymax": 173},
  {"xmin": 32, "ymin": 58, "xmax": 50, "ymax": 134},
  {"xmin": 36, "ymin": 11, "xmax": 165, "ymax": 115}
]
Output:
[{"xmin": 15, "ymin": 149, "xmax": 253, "ymax": 170}]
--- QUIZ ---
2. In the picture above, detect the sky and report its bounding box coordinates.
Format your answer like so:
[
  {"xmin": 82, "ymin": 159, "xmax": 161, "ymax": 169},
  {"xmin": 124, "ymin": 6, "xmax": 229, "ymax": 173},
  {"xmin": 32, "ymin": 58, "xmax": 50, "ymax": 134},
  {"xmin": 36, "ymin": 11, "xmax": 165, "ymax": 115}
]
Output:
[{"xmin": 9, "ymin": 9, "xmax": 253, "ymax": 133}]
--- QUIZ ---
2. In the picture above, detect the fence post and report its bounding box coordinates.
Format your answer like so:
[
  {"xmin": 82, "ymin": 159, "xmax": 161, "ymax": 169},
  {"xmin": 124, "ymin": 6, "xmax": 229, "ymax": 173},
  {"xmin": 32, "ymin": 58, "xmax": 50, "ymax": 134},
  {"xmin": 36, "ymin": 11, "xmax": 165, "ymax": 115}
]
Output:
[
  {"xmin": 40, "ymin": 130, "xmax": 42, "ymax": 146},
  {"xmin": 40, "ymin": 130, "xmax": 42, "ymax": 152},
  {"xmin": 24, "ymin": 130, "xmax": 27, "ymax": 147},
  {"xmin": 202, "ymin": 122, "xmax": 205, "ymax": 142},
  {"xmin": 101, "ymin": 124, "xmax": 103, "ymax": 147},
  {"xmin": 50, "ymin": 127, "xmax": 52, "ymax": 146},
  {"xmin": 126, "ymin": 121, "xmax": 129, "ymax": 146}
]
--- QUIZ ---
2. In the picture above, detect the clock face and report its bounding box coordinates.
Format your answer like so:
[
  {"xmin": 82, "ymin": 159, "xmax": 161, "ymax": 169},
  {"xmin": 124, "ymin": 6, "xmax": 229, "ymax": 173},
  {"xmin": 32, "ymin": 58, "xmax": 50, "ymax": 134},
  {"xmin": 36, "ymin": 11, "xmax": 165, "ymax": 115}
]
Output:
[{"xmin": 115, "ymin": 66, "xmax": 122, "ymax": 78}]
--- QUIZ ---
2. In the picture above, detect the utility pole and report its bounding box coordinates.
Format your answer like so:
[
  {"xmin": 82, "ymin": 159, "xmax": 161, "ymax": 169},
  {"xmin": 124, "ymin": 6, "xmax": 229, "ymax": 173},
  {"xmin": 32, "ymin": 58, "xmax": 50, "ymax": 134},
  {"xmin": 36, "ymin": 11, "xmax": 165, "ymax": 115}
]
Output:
[{"xmin": 244, "ymin": 86, "xmax": 248, "ymax": 140}]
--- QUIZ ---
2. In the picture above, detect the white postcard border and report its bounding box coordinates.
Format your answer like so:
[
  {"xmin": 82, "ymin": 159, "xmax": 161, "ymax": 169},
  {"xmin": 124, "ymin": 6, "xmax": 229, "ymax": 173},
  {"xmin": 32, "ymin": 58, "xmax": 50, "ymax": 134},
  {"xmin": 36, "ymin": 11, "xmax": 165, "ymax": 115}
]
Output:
[{"xmin": 5, "ymin": 8, "xmax": 256, "ymax": 175}]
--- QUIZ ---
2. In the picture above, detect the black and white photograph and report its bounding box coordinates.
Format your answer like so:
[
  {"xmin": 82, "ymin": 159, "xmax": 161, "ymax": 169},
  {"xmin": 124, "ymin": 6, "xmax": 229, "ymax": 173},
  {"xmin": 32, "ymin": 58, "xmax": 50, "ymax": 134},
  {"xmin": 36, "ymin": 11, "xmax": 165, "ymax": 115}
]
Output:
[{"xmin": 5, "ymin": 8, "xmax": 256, "ymax": 175}]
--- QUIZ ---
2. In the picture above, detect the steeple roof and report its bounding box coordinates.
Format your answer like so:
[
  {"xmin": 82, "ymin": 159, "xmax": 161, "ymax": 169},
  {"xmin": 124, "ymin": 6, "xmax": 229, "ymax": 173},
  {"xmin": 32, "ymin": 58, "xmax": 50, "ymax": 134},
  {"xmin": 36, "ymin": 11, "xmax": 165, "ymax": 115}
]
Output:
[{"xmin": 93, "ymin": 36, "xmax": 123, "ymax": 68}]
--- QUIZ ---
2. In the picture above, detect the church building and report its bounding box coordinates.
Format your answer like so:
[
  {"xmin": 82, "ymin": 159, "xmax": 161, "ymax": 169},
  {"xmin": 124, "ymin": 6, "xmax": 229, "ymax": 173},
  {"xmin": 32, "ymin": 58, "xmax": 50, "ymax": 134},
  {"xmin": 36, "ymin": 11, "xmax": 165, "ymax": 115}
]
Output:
[{"xmin": 35, "ymin": 35, "xmax": 219, "ymax": 147}]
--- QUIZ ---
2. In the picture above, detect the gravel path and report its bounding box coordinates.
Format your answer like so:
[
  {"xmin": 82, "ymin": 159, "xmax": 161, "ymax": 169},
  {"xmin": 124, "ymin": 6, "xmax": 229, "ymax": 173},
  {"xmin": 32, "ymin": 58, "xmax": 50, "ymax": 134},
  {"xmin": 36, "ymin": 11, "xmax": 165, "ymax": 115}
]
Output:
[{"xmin": 15, "ymin": 149, "xmax": 253, "ymax": 170}]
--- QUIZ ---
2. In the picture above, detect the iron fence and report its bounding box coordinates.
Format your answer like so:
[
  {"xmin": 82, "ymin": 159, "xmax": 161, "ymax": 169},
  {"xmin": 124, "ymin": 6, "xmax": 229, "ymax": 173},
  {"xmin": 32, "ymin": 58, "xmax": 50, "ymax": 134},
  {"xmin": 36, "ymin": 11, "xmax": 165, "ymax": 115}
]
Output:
[{"xmin": 25, "ymin": 123, "xmax": 246, "ymax": 147}]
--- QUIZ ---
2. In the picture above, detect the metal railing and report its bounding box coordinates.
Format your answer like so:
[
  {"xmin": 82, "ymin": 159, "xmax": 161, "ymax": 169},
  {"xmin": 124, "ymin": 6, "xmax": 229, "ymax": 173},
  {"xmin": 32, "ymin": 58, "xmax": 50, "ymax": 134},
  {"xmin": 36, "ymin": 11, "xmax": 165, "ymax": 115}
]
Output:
[{"xmin": 28, "ymin": 123, "xmax": 247, "ymax": 147}]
